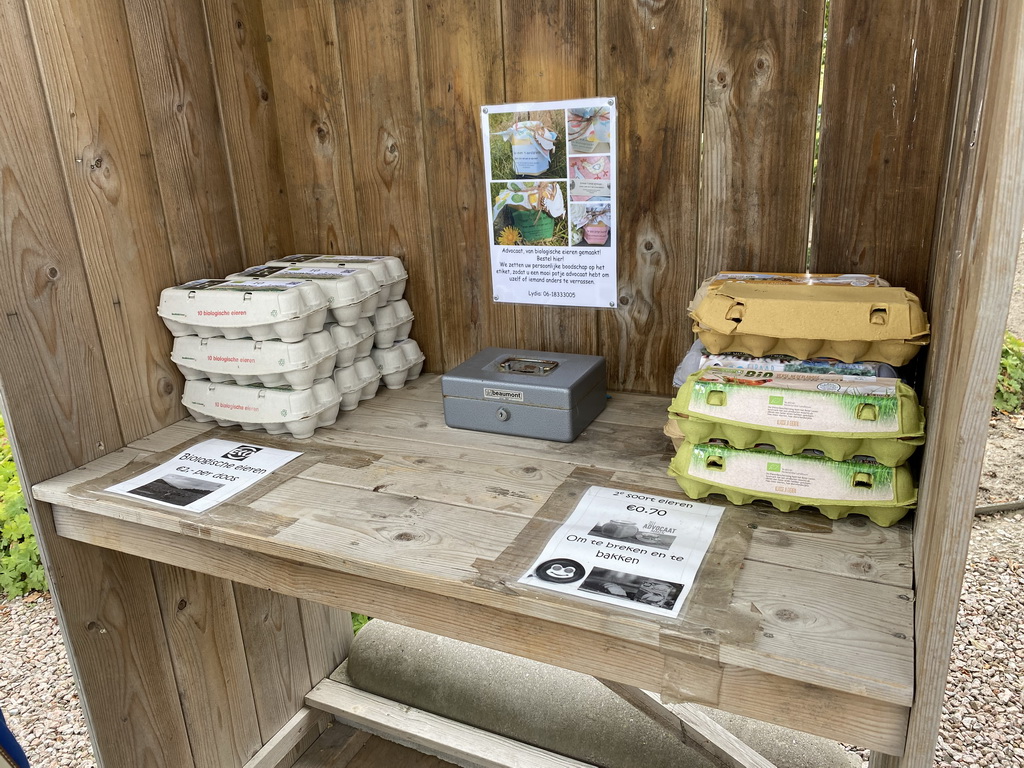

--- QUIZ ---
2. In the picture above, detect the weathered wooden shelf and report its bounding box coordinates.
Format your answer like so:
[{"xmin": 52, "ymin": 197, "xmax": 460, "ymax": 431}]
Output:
[{"xmin": 32, "ymin": 374, "xmax": 915, "ymax": 755}]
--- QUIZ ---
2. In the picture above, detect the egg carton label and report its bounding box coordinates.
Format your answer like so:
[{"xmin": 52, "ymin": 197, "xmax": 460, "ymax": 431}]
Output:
[
  {"xmin": 686, "ymin": 368, "xmax": 900, "ymax": 434},
  {"xmin": 212, "ymin": 279, "xmax": 307, "ymax": 291}
]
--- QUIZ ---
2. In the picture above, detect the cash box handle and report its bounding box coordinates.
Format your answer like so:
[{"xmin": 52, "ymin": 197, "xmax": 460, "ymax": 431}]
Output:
[{"xmin": 498, "ymin": 356, "xmax": 559, "ymax": 375}]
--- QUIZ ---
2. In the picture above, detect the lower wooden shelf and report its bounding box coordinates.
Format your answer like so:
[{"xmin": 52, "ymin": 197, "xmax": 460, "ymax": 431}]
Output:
[
  {"xmin": 32, "ymin": 375, "xmax": 914, "ymax": 755},
  {"xmin": 292, "ymin": 722, "xmax": 459, "ymax": 768}
]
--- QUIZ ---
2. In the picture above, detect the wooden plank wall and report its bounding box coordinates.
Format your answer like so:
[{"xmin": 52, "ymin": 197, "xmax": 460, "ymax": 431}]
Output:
[
  {"xmin": 0, "ymin": 1, "xmax": 984, "ymax": 766},
  {"xmin": 0, "ymin": 1, "xmax": 353, "ymax": 766}
]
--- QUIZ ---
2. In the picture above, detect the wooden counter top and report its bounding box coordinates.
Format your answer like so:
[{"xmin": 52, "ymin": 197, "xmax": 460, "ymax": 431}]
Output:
[{"xmin": 32, "ymin": 375, "xmax": 914, "ymax": 754}]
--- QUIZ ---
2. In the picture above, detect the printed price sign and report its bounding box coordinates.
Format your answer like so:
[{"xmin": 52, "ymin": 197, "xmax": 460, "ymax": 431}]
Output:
[
  {"xmin": 519, "ymin": 486, "xmax": 724, "ymax": 618},
  {"xmin": 106, "ymin": 439, "xmax": 301, "ymax": 514}
]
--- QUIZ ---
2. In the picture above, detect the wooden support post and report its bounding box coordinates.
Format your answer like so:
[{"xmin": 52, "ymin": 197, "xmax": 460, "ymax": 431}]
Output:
[
  {"xmin": 599, "ymin": 680, "xmax": 776, "ymax": 768},
  {"xmin": 242, "ymin": 708, "xmax": 332, "ymax": 768}
]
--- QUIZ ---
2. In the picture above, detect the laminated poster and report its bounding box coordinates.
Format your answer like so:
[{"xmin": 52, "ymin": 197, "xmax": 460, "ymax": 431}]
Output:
[
  {"xmin": 482, "ymin": 97, "xmax": 617, "ymax": 308},
  {"xmin": 106, "ymin": 439, "xmax": 301, "ymax": 514},
  {"xmin": 519, "ymin": 486, "xmax": 724, "ymax": 618}
]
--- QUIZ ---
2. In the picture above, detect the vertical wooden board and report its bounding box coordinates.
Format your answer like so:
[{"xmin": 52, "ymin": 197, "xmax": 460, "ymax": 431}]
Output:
[
  {"xmin": 154, "ymin": 564, "xmax": 264, "ymax": 768},
  {"xmin": 300, "ymin": 600, "xmax": 354, "ymax": 681},
  {"xmin": 811, "ymin": 0, "xmax": 963, "ymax": 296},
  {"xmin": 262, "ymin": 0, "xmax": 361, "ymax": 255},
  {"xmin": 40, "ymin": 510, "xmax": 197, "ymax": 768},
  {"xmin": 204, "ymin": 0, "xmax": 294, "ymax": 264},
  {"xmin": 700, "ymin": 0, "xmax": 823, "ymax": 275},
  {"xmin": 502, "ymin": 0, "xmax": 600, "ymax": 356},
  {"xmin": 26, "ymin": 0, "xmax": 184, "ymax": 442},
  {"xmin": 910, "ymin": 2, "xmax": 1024, "ymax": 767},
  {"xmin": 333, "ymin": 0, "xmax": 443, "ymax": 370},
  {"xmin": 597, "ymin": 1, "xmax": 703, "ymax": 395},
  {"xmin": 415, "ymin": 0, "xmax": 517, "ymax": 369},
  {"xmin": 0, "ymin": 0, "xmax": 122, "ymax": 473},
  {"xmin": 233, "ymin": 584, "xmax": 313, "ymax": 740},
  {"xmin": 123, "ymin": 0, "xmax": 245, "ymax": 282}
]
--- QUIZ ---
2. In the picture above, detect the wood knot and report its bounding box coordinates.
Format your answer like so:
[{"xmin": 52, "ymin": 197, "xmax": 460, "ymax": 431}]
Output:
[
  {"xmin": 716, "ymin": 70, "xmax": 728, "ymax": 85},
  {"xmin": 848, "ymin": 557, "xmax": 874, "ymax": 575},
  {"xmin": 618, "ymin": 295, "xmax": 630, "ymax": 306},
  {"xmin": 177, "ymin": 599, "xmax": 187, "ymax": 611},
  {"xmin": 85, "ymin": 621, "xmax": 107, "ymax": 634},
  {"xmin": 392, "ymin": 532, "xmax": 417, "ymax": 542},
  {"xmin": 159, "ymin": 377, "xmax": 175, "ymax": 396},
  {"xmin": 260, "ymin": 90, "xmax": 270, "ymax": 102},
  {"xmin": 45, "ymin": 265, "xmax": 60, "ymax": 281},
  {"xmin": 774, "ymin": 608, "xmax": 798, "ymax": 622},
  {"xmin": 643, "ymin": 240, "xmax": 654, "ymax": 251}
]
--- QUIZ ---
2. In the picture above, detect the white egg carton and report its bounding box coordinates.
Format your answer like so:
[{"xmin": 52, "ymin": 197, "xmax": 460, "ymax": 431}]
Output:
[
  {"xmin": 372, "ymin": 299, "xmax": 414, "ymax": 349},
  {"xmin": 268, "ymin": 255, "xmax": 408, "ymax": 305},
  {"xmin": 334, "ymin": 357, "xmax": 382, "ymax": 410},
  {"xmin": 182, "ymin": 378, "xmax": 341, "ymax": 439},
  {"xmin": 158, "ymin": 278, "xmax": 328, "ymax": 342},
  {"xmin": 229, "ymin": 265, "xmax": 379, "ymax": 326},
  {"xmin": 328, "ymin": 319, "xmax": 375, "ymax": 368},
  {"xmin": 370, "ymin": 339, "xmax": 425, "ymax": 389},
  {"xmin": 171, "ymin": 330, "xmax": 338, "ymax": 390}
]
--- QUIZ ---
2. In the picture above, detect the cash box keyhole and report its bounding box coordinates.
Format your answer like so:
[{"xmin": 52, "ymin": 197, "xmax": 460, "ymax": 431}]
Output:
[{"xmin": 496, "ymin": 407, "xmax": 511, "ymax": 422}]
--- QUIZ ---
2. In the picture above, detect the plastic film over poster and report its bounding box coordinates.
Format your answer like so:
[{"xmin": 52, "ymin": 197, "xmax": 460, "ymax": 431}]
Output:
[
  {"xmin": 519, "ymin": 486, "xmax": 724, "ymax": 618},
  {"xmin": 482, "ymin": 97, "xmax": 618, "ymax": 308}
]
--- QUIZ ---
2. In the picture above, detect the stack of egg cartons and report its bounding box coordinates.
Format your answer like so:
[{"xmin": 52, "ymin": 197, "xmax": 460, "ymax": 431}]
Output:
[
  {"xmin": 262, "ymin": 255, "xmax": 423, "ymax": 391},
  {"xmin": 665, "ymin": 272, "xmax": 930, "ymax": 527},
  {"xmin": 156, "ymin": 256, "xmax": 423, "ymax": 440}
]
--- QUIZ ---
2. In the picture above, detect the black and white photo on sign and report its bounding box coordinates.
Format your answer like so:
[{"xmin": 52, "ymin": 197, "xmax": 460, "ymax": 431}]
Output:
[
  {"xmin": 577, "ymin": 568, "xmax": 683, "ymax": 611},
  {"xmin": 127, "ymin": 474, "xmax": 224, "ymax": 507}
]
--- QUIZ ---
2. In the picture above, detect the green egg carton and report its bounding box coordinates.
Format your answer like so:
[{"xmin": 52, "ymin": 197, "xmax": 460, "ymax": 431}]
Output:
[
  {"xmin": 665, "ymin": 412, "xmax": 922, "ymax": 466},
  {"xmin": 667, "ymin": 441, "xmax": 917, "ymax": 527},
  {"xmin": 668, "ymin": 368, "xmax": 925, "ymax": 466}
]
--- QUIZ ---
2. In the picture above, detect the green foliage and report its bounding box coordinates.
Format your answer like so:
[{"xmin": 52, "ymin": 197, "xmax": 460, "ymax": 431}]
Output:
[
  {"xmin": 0, "ymin": 416, "xmax": 46, "ymax": 598},
  {"xmin": 352, "ymin": 613, "xmax": 371, "ymax": 634},
  {"xmin": 994, "ymin": 332, "xmax": 1024, "ymax": 414}
]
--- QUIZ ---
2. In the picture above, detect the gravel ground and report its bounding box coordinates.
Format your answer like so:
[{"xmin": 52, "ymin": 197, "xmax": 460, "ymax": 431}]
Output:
[{"xmin": 0, "ymin": 594, "xmax": 93, "ymax": 767}]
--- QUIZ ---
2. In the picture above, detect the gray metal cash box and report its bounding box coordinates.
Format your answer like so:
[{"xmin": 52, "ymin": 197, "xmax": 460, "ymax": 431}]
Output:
[{"xmin": 441, "ymin": 348, "xmax": 606, "ymax": 442}]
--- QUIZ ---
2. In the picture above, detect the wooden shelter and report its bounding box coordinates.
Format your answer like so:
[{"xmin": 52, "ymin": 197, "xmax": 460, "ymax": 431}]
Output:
[{"xmin": 2, "ymin": 1, "xmax": 1022, "ymax": 766}]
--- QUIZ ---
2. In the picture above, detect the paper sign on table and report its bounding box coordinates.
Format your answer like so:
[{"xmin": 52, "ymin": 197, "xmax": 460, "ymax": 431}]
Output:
[
  {"xmin": 519, "ymin": 486, "xmax": 724, "ymax": 618},
  {"xmin": 106, "ymin": 439, "xmax": 301, "ymax": 514}
]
